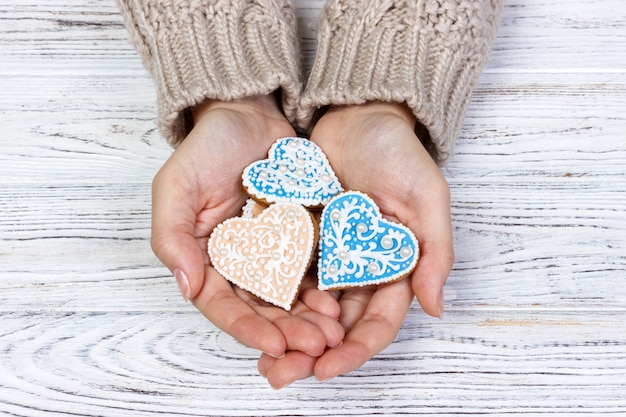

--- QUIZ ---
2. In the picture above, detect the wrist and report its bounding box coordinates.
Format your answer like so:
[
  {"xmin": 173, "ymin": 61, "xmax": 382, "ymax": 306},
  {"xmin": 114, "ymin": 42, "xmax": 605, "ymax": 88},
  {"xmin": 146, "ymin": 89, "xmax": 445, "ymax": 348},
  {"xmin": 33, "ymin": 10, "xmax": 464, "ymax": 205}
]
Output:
[
  {"xmin": 191, "ymin": 93, "xmax": 283, "ymax": 125},
  {"xmin": 327, "ymin": 101, "xmax": 416, "ymax": 129}
]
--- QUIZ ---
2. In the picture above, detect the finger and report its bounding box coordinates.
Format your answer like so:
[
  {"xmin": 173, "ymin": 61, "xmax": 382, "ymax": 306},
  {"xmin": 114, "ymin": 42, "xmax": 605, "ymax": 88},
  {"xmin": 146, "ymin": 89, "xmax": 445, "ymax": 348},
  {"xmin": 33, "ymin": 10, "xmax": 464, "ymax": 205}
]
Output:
[
  {"xmin": 406, "ymin": 182, "xmax": 454, "ymax": 318},
  {"xmin": 257, "ymin": 352, "xmax": 276, "ymax": 377},
  {"xmin": 291, "ymin": 310, "xmax": 345, "ymax": 349},
  {"xmin": 232, "ymin": 278, "xmax": 343, "ymax": 352},
  {"xmin": 193, "ymin": 266, "xmax": 287, "ymax": 358},
  {"xmin": 297, "ymin": 274, "xmax": 341, "ymax": 319},
  {"xmin": 261, "ymin": 351, "xmax": 317, "ymax": 389},
  {"xmin": 249, "ymin": 304, "xmax": 329, "ymax": 357},
  {"xmin": 336, "ymin": 287, "xmax": 376, "ymax": 331},
  {"xmin": 411, "ymin": 237, "xmax": 454, "ymax": 318},
  {"xmin": 314, "ymin": 278, "xmax": 413, "ymax": 381},
  {"xmin": 151, "ymin": 168, "xmax": 206, "ymax": 300}
]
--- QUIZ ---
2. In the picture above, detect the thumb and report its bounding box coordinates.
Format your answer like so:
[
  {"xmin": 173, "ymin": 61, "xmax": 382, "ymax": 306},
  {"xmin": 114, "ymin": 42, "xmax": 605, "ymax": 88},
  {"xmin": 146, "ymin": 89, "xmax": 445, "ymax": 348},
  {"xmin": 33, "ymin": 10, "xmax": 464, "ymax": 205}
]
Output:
[
  {"xmin": 151, "ymin": 228, "xmax": 206, "ymax": 301},
  {"xmin": 403, "ymin": 182, "xmax": 454, "ymax": 318},
  {"xmin": 151, "ymin": 177, "xmax": 207, "ymax": 301},
  {"xmin": 410, "ymin": 238, "xmax": 454, "ymax": 318}
]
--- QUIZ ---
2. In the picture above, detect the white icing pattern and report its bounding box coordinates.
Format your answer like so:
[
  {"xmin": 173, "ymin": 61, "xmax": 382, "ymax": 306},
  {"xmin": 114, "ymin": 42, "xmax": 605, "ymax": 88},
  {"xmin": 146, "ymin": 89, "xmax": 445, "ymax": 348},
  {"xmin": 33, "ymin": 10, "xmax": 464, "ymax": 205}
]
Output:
[
  {"xmin": 318, "ymin": 191, "xmax": 419, "ymax": 290},
  {"xmin": 208, "ymin": 203, "xmax": 315, "ymax": 311},
  {"xmin": 242, "ymin": 137, "xmax": 343, "ymax": 207}
]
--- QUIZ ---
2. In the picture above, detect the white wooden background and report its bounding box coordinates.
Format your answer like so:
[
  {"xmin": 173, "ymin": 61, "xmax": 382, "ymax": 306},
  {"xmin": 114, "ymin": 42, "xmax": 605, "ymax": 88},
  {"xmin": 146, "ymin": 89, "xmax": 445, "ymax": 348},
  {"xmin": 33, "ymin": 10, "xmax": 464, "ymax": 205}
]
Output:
[{"xmin": 1, "ymin": 0, "xmax": 625, "ymax": 415}]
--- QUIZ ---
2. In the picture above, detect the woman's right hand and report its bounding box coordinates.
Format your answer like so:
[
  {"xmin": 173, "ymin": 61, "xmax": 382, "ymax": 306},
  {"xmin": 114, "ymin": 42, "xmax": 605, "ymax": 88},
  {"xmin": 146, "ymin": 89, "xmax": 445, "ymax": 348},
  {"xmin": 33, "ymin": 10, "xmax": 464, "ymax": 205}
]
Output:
[{"xmin": 150, "ymin": 95, "xmax": 343, "ymax": 360}]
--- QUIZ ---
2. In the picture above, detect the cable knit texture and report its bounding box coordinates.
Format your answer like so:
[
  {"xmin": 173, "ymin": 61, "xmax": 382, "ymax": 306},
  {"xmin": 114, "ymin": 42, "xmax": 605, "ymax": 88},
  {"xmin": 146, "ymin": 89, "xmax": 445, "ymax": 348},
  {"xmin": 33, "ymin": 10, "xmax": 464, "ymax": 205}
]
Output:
[
  {"xmin": 117, "ymin": 0, "xmax": 302, "ymax": 147},
  {"xmin": 297, "ymin": 0, "xmax": 503, "ymax": 164}
]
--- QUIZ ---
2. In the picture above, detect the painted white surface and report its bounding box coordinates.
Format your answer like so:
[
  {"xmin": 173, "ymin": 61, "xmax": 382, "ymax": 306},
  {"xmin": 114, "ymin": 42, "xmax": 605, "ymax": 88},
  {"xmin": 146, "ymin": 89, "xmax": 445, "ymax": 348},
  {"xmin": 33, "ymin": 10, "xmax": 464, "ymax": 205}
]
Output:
[{"xmin": 1, "ymin": 0, "xmax": 625, "ymax": 415}]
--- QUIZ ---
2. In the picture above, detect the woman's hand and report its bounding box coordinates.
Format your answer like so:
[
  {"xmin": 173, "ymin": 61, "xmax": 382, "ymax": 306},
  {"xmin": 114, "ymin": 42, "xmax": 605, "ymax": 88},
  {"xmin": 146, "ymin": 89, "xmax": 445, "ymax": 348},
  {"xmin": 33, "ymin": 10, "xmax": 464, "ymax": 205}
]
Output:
[
  {"xmin": 150, "ymin": 94, "xmax": 343, "ymax": 359},
  {"xmin": 258, "ymin": 102, "xmax": 454, "ymax": 385}
]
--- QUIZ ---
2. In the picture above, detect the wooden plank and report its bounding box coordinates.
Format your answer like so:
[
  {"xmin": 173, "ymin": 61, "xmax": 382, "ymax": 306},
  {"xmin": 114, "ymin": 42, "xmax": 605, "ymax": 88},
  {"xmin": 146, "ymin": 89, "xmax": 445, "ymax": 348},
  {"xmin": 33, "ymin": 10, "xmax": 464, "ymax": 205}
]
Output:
[
  {"xmin": 1, "ymin": 0, "xmax": 625, "ymax": 183},
  {"xmin": 487, "ymin": 0, "xmax": 626, "ymax": 71},
  {"xmin": 0, "ymin": 310, "xmax": 625, "ymax": 416},
  {"xmin": 1, "ymin": 71, "xmax": 624, "ymax": 182},
  {"xmin": 1, "ymin": 0, "xmax": 626, "ymax": 415},
  {"xmin": 0, "ymin": 179, "xmax": 624, "ymax": 312},
  {"xmin": 1, "ymin": 0, "xmax": 625, "ymax": 75},
  {"xmin": 448, "ymin": 184, "xmax": 626, "ymax": 309},
  {"xmin": 453, "ymin": 73, "xmax": 626, "ymax": 177}
]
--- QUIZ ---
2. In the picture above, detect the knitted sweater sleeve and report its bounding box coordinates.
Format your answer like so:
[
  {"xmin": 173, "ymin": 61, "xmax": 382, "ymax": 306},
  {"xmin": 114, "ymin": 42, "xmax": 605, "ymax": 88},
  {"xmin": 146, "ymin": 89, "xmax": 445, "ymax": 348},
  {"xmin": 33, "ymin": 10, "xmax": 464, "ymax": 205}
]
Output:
[
  {"xmin": 297, "ymin": 0, "xmax": 503, "ymax": 165},
  {"xmin": 117, "ymin": 0, "xmax": 302, "ymax": 147}
]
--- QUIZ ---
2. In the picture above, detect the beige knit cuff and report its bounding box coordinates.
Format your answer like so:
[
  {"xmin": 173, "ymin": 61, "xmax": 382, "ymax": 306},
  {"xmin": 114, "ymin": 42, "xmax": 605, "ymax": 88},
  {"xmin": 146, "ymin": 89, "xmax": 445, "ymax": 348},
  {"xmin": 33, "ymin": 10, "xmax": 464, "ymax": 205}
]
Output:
[
  {"xmin": 297, "ymin": 0, "xmax": 502, "ymax": 165},
  {"xmin": 118, "ymin": 0, "xmax": 302, "ymax": 147}
]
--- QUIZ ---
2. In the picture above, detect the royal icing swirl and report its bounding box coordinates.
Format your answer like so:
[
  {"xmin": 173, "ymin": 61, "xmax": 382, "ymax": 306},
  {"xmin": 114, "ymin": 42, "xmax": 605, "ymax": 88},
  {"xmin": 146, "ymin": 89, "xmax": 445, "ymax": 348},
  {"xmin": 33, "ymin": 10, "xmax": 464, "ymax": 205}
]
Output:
[
  {"xmin": 242, "ymin": 137, "xmax": 343, "ymax": 207},
  {"xmin": 208, "ymin": 203, "xmax": 316, "ymax": 311},
  {"xmin": 318, "ymin": 191, "xmax": 419, "ymax": 290}
]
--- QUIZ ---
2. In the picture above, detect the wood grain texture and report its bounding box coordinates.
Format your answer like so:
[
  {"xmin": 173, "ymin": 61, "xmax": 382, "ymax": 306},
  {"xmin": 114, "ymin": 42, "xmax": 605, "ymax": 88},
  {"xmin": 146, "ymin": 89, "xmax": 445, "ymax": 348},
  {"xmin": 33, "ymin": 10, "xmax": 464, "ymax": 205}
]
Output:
[
  {"xmin": 1, "ymin": 310, "xmax": 625, "ymax": 416},
  {"xmin": 1, "ymin": 0, "xmax": 626, "ymax": 415}
]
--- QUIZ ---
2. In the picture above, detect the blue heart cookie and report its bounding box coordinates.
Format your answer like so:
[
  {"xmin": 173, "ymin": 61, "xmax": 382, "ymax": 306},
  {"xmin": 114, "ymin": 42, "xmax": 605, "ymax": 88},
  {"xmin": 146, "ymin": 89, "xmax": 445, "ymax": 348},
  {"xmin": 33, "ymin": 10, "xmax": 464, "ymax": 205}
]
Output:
[
  {"xmin": 242, "ymin": 137, "xmax": 343, "ymax": 208},
  {"xmin": 318, "ymin": 191, "xmax": 419, "ymax": 290}
]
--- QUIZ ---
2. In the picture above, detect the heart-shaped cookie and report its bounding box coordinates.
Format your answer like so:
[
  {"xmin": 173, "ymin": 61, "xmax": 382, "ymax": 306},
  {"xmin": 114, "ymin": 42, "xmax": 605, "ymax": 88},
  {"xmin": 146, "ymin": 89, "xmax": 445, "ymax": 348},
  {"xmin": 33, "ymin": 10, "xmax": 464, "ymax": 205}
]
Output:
[
  {"xmin": 208, "ymin": 203, "xmax": 317, "ymax": 311},
  {"xmin": 242, "ymin": 137, "xmax": 343, "ymax": 208},
  {"xmin": 318, "ymin": 191, "xmax": 419, "ymax": 290}
]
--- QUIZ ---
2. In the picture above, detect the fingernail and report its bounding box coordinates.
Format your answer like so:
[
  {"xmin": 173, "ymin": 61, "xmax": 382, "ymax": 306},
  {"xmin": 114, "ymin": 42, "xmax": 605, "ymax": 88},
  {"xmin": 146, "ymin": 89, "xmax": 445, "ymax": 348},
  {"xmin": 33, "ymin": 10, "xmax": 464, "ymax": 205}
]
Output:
[
  {"xmin": 174, "ymin": 269, "xmax": 191, "ymax": 301},
  {"xmin": 265, "ymin": 351, "xmax": 286, "ymax": 359},
  {"xmin": 271, "ymin": 381, "xmax": 291, "ymax": 390},
  {"xmin": 317, "ymin": 373, "xmax": 338, "ymax": 382},
  {"xmin": 329, "ymin": 340, "xmax": 343, "ymax": 349}
]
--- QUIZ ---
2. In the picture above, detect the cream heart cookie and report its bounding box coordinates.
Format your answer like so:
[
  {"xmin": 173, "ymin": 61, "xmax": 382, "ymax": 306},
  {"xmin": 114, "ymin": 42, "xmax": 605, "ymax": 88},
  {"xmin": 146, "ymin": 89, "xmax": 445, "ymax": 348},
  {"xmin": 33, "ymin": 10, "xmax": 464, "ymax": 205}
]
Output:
[
  {"xmin": 318, "ymin": 191, "xmax": 419, "ymax": 290},
  {"xmin": 208, "ymin": 203, "xmax": 317, "ymax": 311},
  {"xmin": 242, "ymin": 137, "xmax": 343, "ymax": 208}
]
